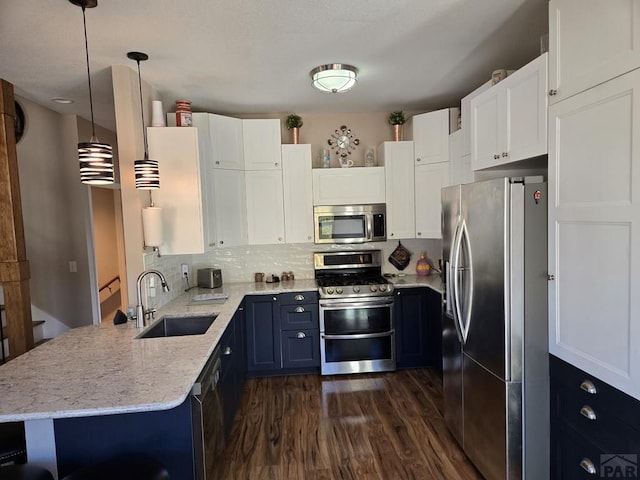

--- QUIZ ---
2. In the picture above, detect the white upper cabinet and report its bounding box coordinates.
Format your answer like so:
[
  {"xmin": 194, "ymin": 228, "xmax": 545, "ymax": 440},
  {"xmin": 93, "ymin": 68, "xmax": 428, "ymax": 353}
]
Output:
[
  {"xmin": 414, "ymin": 162, "xmax": 449, "ymax": 239},
  {"xmin": 471, "ymin": 54, "xmax": 548, "ymax": 170},
  {"xmin": 449, "ymin": 130, "xmax": 473, "ymax": 185},
  {"xmin": 312, "ymin": 167, "xmax": 386, "ymax": 206},
  {"xmin": 461, "ymin": 80, "xmax": 492, "ymax": 157},
  {"xmin": 242, "ymin": 119, "xmax": 282, "ymax": 170},
  {"xmin": 210, "ymin": 169, "xmax": 247, "ymax": 248},
  {"xmin": 379, "ymin": 141, "xmax": 415, "ymax": 240},
  {"xmin": 245, "ymin": 170, "xmax": 285, "ymax": 245},
  {"xmin": 549, "ymin": 0, "xmax": 640, "ymax": 105},
  {"xmin": 147, "ymin": 127, "xmax": 207, "ymax": 254},
  {"xmin": 410, "ymin": 108, "xmax": 458, "ymax": 165},
  {"xmin": 206, "ymin": 114, "xmax": 244, "ymax": 170},
  {"xmin": 147, "ymin": 127, "xmax": 248, "ymax": 253},
  {"xmin": 548, "ymin": 67, "xmax": 640, "ymax": 399},
  {"xmin": 281, "ymin": 145, "xmax": 314, "ymax": 243}
]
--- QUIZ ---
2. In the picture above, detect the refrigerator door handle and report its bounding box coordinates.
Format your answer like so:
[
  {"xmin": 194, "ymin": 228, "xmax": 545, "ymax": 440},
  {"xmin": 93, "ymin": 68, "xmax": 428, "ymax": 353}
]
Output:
[
  {"xmin": 458, "ymin": 220, "xmax": 473, "ymax": 343},
  {"xmin": 451, "ymin": 217, "xmax": 465, "ymax": 343}
]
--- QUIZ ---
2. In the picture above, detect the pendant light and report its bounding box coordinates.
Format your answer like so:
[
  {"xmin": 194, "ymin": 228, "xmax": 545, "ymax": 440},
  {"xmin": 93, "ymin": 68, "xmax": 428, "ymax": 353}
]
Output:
[
  {"xmin": 70, "ymin": 0, "xmax": 114, "ymax": 185},
  {"xmin": 128, "ymin": 51, "xmax": 160, "ymax": 190}
]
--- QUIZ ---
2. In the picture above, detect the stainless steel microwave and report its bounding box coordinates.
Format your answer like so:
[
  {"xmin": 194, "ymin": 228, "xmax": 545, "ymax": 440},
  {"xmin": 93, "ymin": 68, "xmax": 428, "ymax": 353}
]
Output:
[{"xmin": 313, "ymin": 204, "xmax": 386, "ymax": 244}]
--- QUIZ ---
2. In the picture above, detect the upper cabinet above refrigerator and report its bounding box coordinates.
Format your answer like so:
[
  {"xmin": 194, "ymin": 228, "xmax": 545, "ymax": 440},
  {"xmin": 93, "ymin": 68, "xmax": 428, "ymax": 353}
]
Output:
[
  {"xmin": 470, "ymin": 54, "xmax": 548, "ymax": 171},
  {"xmin": 549, "ymin": 0, "xmax": 640, "ymax": 105}
]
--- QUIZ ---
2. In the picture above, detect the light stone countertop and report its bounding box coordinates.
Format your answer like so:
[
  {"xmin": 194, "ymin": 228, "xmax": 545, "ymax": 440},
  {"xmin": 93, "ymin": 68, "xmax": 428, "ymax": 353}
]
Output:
[{"xmin": 0, "ymin": 277, "xmax": 441, "ymax": 422}]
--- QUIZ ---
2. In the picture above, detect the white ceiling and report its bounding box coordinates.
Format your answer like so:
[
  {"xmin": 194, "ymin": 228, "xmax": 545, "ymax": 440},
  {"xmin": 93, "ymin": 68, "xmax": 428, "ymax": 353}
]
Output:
[{"xmin": 0, "ymin": 0, "xmax": 548, "ymax": 132}]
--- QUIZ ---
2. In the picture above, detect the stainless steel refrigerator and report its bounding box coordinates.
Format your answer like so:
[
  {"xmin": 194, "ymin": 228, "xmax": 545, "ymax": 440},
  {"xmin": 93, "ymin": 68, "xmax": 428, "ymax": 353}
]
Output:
[{"xmin": 441, "ymin": 177, "xmax": 549, "ymax": 480}]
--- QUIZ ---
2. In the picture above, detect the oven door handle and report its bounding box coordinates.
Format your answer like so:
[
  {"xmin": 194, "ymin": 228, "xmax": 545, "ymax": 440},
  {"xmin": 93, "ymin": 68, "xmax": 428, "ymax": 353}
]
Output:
[
  {"xmin": 321, "ymin": 331, "xmax": 394, "ymax": 340},
  {"xmin": 319, "ymin": 299, "xmax": 394, "ymax": 309}
]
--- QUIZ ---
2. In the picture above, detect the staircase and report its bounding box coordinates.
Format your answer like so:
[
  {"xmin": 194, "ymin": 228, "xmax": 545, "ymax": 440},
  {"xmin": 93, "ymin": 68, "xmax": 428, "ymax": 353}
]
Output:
[{"xmin": 0, "ymin": 305, "xmax": 49, "ymax": 364}]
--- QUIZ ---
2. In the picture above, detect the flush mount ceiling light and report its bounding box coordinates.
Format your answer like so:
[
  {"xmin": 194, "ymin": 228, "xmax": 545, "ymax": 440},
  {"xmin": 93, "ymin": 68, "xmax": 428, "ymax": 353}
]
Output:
[
  {"xmin": 310, "ymin": 64, "xmax": 358, "ymax": 93},
  {"xmin": 128, "ymin": 51, "xmax": 160, "ymax": 190},
  {"xmin": 70, "ymin": 0, "xmax": 114, "ymax": 185}
]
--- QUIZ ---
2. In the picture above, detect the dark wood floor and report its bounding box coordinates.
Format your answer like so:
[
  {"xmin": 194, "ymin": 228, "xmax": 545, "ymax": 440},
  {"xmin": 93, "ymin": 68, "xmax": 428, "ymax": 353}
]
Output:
[{"xmin": 218, "ymin": 369, "xmax": 484, "ymax": 480}]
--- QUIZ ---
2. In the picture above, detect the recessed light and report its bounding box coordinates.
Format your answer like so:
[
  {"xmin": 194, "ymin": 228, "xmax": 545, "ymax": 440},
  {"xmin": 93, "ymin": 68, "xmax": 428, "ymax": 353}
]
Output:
[{"xmin": 51, "ymin": 97, "xmax": 74, "ymax": 104}]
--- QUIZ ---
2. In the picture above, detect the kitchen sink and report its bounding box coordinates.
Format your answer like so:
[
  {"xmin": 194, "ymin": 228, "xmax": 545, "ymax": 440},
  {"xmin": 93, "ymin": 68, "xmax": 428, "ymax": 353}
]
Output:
[{"xmin": 136, "ymin": 314, "xmax": 217, "ymax": 339}]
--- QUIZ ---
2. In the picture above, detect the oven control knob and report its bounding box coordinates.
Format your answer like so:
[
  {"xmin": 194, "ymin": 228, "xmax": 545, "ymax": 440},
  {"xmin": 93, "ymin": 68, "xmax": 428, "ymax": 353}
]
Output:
[
  {"xmin": 327, "ymin": 288, "xmax": 334, "ymax": 295},
  {"xmin": 379, "ymin": 285, "xmax": 387, "ymax": 292},
  {"xmin": 336, "ymin": 287, "xmax": 343, "ymax": 294},
  {"xmin": 370, "ymin": 285, "xmax": 378, "ymax": 292},
  {"xmin": 353, "ymin": 286, "xmax": 360, "ymax": 293}
]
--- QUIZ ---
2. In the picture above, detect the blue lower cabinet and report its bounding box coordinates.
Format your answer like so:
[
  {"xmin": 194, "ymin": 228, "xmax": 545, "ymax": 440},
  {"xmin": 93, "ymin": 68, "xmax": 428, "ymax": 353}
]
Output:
[
  {"xmin": 220, "ymin": 307, "xmax": 245, "ymax": 440},
  {"xmin": 394, "ymin": 287, "xmax": 443, "ymax": 373},
  {"xmin": 394, "ymin": 288, "xmax": 429, "ymax": 369},
  {"xmin": 281, "ymin": 328, "xmax": 320, "ymax": 369},
  {"xmin": 245, "ymin": 295, "xmax": 281, "ymax": 373}
]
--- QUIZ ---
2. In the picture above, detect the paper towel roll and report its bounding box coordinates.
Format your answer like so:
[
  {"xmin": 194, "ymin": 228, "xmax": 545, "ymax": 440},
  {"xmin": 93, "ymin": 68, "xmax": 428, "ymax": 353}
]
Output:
[{"xmin": 142, "ymin": 206, "xmax": 163, "ymax": 247}]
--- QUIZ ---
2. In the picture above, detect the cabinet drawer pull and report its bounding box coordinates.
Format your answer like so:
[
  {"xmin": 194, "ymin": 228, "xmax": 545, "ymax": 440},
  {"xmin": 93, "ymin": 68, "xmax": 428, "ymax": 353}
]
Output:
[
  {"xmin": 580, "ymin": 380, "xmax": 597, "ymax": 394},
  {"xmin": 223, "ymin": 346, "xmax": 232, "ymax": 356},
  {"xmin": 580, "ymin": 405, "xmax": 597, "ymax": 421},
  {"xmin": 294, "ymin": 306, "xmax": 305, "ymax": 313},
  {"xmin": 493, "ymin": 154, "xmax": 500, "ymax": 160},
  {"xmin": 549, "ymin": 89, "xmax": 558, "ymax": 96},
  {"xmin": 296, "ymin": 332, "xmax": 306, "ymax": 339},
  {"xmin": 579, "ymin": 458, "xmax": 596, "ymax": 475},
  {"xmin": 294, "ymin": 294, "xmax": 305, "ymax": 301}
]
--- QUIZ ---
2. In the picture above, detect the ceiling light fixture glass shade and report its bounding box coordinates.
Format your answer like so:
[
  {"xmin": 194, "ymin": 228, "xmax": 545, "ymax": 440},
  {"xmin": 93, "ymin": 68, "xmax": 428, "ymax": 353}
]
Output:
[
  {"xmin": 310, "ymin": 64, "xmax": 358, "ymax": 93},
  {"xmin": 128, "ymin": 51, "xmax": 160, "ymax": 190},
  {"xmin": 71, "ymin": 0, "xmax": 114, "ymax": 185}
]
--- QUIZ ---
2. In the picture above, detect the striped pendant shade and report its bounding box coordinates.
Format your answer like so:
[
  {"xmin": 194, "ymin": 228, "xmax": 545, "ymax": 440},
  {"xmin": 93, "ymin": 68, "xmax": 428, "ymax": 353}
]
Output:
[
  {"xmin": 134, "ymin": 158, "xmax": 160, "ymax": 189},
  {"xmin": 78, "ymin": 141, "xmax": 114, "ymax": 185}
]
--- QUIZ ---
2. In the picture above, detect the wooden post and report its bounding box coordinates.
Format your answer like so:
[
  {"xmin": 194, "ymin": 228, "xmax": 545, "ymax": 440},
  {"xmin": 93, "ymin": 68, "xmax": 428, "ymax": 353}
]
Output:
[{"xmin": 0, "ymin": 79, "xmax": 34, "ymax": 358}]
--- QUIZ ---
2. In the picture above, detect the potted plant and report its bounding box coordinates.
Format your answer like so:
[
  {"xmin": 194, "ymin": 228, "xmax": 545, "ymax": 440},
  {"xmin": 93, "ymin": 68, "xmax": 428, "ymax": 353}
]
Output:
[
  {"xmin": 285, "ymin": 114, "xmax": 303, "ymax": 144},
  {"xmin": 388, "ymin": 111, "xmax": 405, "ymax": 141}
]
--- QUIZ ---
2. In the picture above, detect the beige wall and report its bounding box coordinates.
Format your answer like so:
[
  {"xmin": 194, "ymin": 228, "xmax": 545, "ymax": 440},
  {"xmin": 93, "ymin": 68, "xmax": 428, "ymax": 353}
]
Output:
[
  {"xmin": 14, "ymin": 97, "xmax": 101, "ymax": 331},
  {"xmin": 91, "ymin": 187, "xmax": 120, "ymax": 287},
  {"xmin": 112, "ymin": 65, "xmax": 159, "ymax": 306}
]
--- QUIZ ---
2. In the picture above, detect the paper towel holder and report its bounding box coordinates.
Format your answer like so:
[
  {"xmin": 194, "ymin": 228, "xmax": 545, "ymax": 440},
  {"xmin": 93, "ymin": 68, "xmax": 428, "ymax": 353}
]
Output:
[{"xmin": 142, "ymin": 201, "xmax": 163, "ymax": 258}]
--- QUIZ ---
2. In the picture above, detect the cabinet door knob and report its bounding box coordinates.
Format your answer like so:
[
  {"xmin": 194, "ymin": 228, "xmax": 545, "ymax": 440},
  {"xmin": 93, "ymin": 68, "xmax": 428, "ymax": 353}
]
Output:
[
  {"xmin": 273, "ymin": 297, "xmax": 277, "ymax": 301},
  {"xmin": 223, "ymin": 346, "xmax": 232, "ymax": 356},
  {"xmin": 580, "ymin": 379, "xmax": 597, "ymax": 394},
  {"xmin": 275, "ymin": 162, "xmax": 279, "ymax": 167},
  {"xmin": 579, "ymin": 405, "xmax": 597, "ymax": 421},
  {"xmin": 307, "ymin": 235, "xmax": 312, "ymax": 240},
  {"xmin": 219, "ymin": 240, "xmax": 224, "ymax": 245},
  {"xmin": 493, "ymin": 154, "xmax": 500, "ymax": 160},
  {"xmin": 417, "ymin": 232, "xmax": 422, "ymax": 236},
  {"xmin": 278, "ymin": 237, "xmax": 283, "ymax": 242},
  {"xmin": 294, "ymin": 294, "xmax": 304, "ymax": 301},
  {"xmin": 502, "ymin": 152, "xmax": 508, "ymax": 157},
  {"xmin": 579, "ymin": 458, "xmax": 596, "ymax": 475},
  {"xmin": 294, "ymin": 306, "xmax": 305, "ymax": 313},
  {"xmin": 215, "ymin": 161, "xmax": 220, "ymax": 165},
  {"xmin": 547, "ymin": 274, "xmax": 555, "ymax": 281},
  {"xmin": 296, "ymin": 332, "xmax": 306, "ymax": 339},
  {"xmin": 416, "ymin": 158, "xmax": 422, "ymax": 162},
  {"xmin": 549, "ymin": 89, "xmax": 558, "ymax": 96},
  {"xmin": 390, "ymin": 233, "xmax": 394, "ymax": 237}
]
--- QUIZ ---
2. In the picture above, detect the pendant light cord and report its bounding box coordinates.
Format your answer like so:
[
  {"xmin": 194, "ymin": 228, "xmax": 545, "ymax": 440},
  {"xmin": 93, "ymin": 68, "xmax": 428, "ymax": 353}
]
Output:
[
  {"xmin": 81, "ymin": 5, "xmax": 96, "ymax": 140},
  {"xmin": 135, "ymin": 59, "xmax": 149, "ymax": 160}
]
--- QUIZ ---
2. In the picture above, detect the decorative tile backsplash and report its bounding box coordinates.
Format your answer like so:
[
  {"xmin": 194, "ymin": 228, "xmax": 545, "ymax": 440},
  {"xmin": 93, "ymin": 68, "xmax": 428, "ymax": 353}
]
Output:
[{"xmin": 144, "ymin": 239, "xmax": 441, "ymax": 309}]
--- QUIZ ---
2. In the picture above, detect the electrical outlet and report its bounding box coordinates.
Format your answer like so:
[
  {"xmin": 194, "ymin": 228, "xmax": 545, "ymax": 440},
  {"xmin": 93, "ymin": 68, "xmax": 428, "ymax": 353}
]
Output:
[{"xmin": 181, "ymin": 264, "xmax": 190, "ymax": 277}]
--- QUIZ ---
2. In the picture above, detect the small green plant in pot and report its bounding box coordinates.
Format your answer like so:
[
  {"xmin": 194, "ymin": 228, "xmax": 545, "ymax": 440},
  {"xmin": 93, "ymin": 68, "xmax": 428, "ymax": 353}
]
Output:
[
  {"xmin": 286, "ymin": 114, "xmax": 303, "ymax": 144},
  {"xmin": 388, "ymin": 111, "xmax": 405, "ymax": 141}
]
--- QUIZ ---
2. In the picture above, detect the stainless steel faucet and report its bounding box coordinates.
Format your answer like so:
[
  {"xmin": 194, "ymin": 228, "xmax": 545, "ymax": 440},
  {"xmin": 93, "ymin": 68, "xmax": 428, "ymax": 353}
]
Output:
[{"xmin": 135, "ymin": 269, "xmax": 170, "ymax": 328}]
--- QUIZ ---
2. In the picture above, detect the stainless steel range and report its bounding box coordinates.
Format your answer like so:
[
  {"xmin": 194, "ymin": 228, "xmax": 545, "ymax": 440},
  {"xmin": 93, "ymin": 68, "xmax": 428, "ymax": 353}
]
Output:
[{"xmin": 314, "ymin": 250, "xmax": 395, "ymax": 375}]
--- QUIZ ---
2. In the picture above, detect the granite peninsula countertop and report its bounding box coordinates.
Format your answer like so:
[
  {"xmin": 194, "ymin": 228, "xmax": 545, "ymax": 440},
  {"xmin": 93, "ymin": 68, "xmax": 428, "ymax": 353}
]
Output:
[{"xmin": 0, "ymin": 277, "xmax": 442, "ymax": 423}]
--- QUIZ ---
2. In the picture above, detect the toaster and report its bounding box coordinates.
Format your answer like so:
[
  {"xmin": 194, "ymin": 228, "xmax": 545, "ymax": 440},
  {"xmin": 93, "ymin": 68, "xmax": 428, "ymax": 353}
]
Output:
[{"xmin": 197, "ymin": 268, "xmax": 223, "ymax": 289}]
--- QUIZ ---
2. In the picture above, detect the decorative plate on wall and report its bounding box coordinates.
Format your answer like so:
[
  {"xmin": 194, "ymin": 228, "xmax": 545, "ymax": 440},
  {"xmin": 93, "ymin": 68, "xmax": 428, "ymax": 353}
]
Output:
[
  {"xmin": 327, "ymin": 125, "xmax": 359, "ymax": 158},
  {"xmin": 14, "ymin": 101, "xmax": 25, "ymax": 143}
]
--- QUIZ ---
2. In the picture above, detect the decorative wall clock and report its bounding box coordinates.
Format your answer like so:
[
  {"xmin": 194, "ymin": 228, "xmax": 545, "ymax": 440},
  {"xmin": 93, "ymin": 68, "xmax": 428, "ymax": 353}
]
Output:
[{"xmin": 327, "ymin": 125, "xmax": 360, "ymax": 158}]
